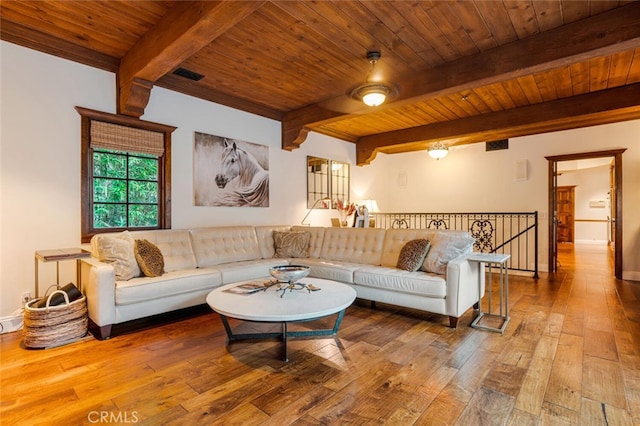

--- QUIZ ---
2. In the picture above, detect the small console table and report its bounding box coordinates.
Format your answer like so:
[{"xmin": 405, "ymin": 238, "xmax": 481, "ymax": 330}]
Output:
[
  {"xmin": 34, "ymin": 248, "xmax": 91, "ymax": 297},
  {"xmin": 469, "ymin": 253, "xmax": 511, "ymax": 334}
]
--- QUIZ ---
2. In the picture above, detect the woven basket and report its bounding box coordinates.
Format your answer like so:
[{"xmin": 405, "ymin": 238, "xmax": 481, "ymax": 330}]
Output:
[{"xmin": 23, "ymin": 290, "xmax": 88, "ymax": 349}]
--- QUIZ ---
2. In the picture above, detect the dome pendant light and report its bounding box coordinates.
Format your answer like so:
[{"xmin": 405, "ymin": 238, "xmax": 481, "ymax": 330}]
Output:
[
  {"xmin": 352, "ymin": 51, "xmax": 393, "ymax": 107},
  {"xmin": 428, "ymin": 141, "xmax": 449, "ymax": 160}
]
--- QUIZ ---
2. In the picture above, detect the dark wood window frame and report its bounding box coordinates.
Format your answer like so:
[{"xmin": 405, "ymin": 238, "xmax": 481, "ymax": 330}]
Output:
[{"xmin": 76, "ymin": 107, "xmax": 176, "ymax": 243}]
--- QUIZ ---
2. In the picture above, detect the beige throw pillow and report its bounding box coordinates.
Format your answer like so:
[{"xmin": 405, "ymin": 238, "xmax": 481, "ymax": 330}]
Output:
[
  {"xmin": 90, "ymin": 231, "xmax": 140, "ymax": 280},
  {"xmin": 422, "ymin": 232, "xmax": 475, "ymax": 275},
  {"xmin": 273, "ymin": 231, "xmax": 311, "ymax": 258},
  {"xmin": 396, "ymin": 239, "xmax": 431, "ymax": 272},
  {"xmin": 134, "ymin": 239, "xmax": 165, "ymax": 277}
]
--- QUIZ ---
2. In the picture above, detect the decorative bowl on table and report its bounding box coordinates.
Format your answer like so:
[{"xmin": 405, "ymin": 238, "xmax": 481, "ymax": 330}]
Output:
[{"xmin": 269, "ymin": 265, "xmax": 310, "ymax": 283}]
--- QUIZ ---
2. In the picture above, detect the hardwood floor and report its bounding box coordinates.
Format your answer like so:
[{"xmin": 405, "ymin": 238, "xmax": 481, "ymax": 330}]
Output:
[{"xmin": 2, "ymin": 244, "xmax": 640, "ymax": 425}]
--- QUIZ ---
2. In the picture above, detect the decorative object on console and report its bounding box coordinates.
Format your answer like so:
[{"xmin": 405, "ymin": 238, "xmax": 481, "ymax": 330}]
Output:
[
  {"xmin": 428, "ymin": 141, "xmax": 449, "ymax": 160},
  {"xmin": 336, "ymin": 199, "xmax": 356, "ymax": 227},
  {"xmin": 353, "ymin": 204, "xmax": 369, "ymax": 228},
  {"xmin": 397, "ymin": 239, "xmax": 431, "ymax": 272},
  {"xmin": 273, "ymin": 231, "xmax": 311, "ymax": 258},
  {"xmin": 194, "ymin": 132, "xmax": 269, "ymax": 207},
  {"xmin": 134, "ymin": 239, "xmax": 164, "ymax": 277}
]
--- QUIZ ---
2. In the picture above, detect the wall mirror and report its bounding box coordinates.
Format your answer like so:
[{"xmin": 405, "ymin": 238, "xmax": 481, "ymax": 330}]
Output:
[
  {"xmin": 307, "ymin": 156, "xmax": 329, "ymax": 208},
  {"xmin": 330, "ymin": 160, "xmax": 350, "ymax": 207},
  {"xmin": 306, "ymin": 156, "xmax": 350, "ymax": 208}
]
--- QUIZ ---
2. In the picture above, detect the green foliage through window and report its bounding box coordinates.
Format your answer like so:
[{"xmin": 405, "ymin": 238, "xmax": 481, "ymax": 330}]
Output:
[{"xmin": 92, "ymin": 149, "xmax": 159, "ymax": 228}]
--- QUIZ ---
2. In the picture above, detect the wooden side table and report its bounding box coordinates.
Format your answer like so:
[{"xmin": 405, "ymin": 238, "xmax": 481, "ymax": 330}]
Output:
[
  {"xmin": 469, "ymin": 253, "xmax": 511, "ymax": 334},
  {"xmin": 34, "ymin": 248, "xmax": 91, "ymax": 297}
]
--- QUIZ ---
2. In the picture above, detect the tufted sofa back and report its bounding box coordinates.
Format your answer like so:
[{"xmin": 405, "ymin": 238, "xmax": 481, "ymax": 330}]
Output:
[
  {"xmin": 290, "ymin": 226, "xmax": 326, "ymax": 258},
  {"xmin": 129, "ymin": 229, "xmax": 197, "ymax": 272},
  {"xmin": 380, "ymin": 228, "xmax": 436, "ymax": 267},
  {"xmin": 319, "ymin": 227, "xmax": 385, "ymax": 265},
  {"xmin": 189, "ymin": 226, "xmax": 261, "ymax": 267}
]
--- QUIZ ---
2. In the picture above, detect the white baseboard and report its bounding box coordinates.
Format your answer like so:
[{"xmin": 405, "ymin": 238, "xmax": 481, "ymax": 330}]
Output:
[
  {"xmin": 574, "ymin": 240, "xmax": 608, "ymax": 245},
  {"xmin": 623, "ymin": 271, "xmax": 640, "ymax": 282},
  {"xmin": 0, "ymin": 313, "xmax": 23, "ymax": 334}
]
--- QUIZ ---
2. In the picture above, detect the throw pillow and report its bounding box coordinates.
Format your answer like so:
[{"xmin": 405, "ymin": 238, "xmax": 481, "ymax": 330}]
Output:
[
  {"xmin": 396, "ymin": 239, "xmax": 431, "ymax": 272},
  {"xmin": 90, "ymin": 231, "xmax": 140, "ymax": 280},
  {"xmin": 134, "ymin": 239, "xmax": 165, "ymax": 277},
  {"xmin": 422, "ymin": 232, "xmax": 475, "ymax": 275},
  {"xmin": 273, "ymin": 231, "xmax": 311, "ymax": 258}
]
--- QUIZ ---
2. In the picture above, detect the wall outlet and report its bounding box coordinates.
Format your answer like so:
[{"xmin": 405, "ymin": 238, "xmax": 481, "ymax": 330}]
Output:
[{"xmin": 21, "ymin": 292, "xmax": 31, "ymax": 307}]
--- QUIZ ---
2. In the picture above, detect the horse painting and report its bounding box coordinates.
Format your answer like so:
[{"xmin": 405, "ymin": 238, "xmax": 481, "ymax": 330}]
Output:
[{"xmin": 193, "ymin": 133, "xmax": 269, "ymax": 207}]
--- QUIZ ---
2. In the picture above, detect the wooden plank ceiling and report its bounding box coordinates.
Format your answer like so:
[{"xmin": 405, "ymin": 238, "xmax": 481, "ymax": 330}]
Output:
[{"xmin": 2, "ymin": 0, "xmax": 639, "ymax": 165}]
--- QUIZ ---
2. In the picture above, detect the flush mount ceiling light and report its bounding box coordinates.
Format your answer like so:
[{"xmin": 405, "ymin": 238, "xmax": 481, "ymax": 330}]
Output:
[
  {"xmin": 428, "ymin": 141, "xmax": 449, "ymax": 160},
  {"xmin": 351, "ymin": 51, "xmax": 394, "ymax": 107}
]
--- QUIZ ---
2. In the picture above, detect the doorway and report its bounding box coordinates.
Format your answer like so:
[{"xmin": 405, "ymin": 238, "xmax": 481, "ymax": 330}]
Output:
[{"xmin": 546, "ymin": 149, "xmax": 625, "ymax": 279}]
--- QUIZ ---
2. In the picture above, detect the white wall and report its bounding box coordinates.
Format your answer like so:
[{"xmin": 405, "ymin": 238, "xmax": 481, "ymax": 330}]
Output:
[
  {"xmin": 0, "ymin": 41, "xmax": 354, "ymax": 316},
  {"xmin": 2, "ymin": 41, "xmax": 639, "ymax": 317}
]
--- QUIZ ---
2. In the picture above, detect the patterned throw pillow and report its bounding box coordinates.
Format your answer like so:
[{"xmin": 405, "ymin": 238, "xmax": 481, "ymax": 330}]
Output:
[
  {"xmin": 422, "ymin": 232, "xmax": 475, "ymax": 275},
  {"xmin": 134, "ymin": 239, "xmax": 165, "ymax": 277},
  {"xmin": 273, "ymin": 231, "xmax": 311, "ymax": 258},
  {"xmin": 90, "ymin": 231, "xmax": 140, "ymax": 281},
  {"xmin": 396, "ymin": 239, "xmax": 431, "ymax": 272}
]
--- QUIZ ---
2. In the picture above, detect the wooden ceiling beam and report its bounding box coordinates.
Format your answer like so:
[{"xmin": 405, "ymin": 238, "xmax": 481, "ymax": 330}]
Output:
[
  {"xmin": 118, "ymin": 1, "xmax": 264, "ymax": 117},
  {"xmin": 284, "ymin": 2, "xmax": 640, "ymax": 150},
  {"xmin": 0, "ymin": 20, "xmax": 120, "ymax": 72},
  {"xmin": 157, "ymin": 73, "xmax": 284, "ymax": 121},
  {"xmin": 356, "ymin": 83, "xmax": 640, "ymax": 165}
]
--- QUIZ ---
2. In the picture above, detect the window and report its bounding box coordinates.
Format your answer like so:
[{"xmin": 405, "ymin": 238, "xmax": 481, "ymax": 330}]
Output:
[
  {"xmin": 92, "ymin": 149, "xmax": 159, "ymax": 228},
  {"xmin": 77, "ymin": 107, "xmax": 176, "ymax": 243}
]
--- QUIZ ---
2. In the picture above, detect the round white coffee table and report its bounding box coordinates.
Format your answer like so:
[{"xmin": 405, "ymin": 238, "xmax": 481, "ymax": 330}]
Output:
[{"xmin": 206, "ymin": 277, "xmax": 356, "ymax": 361}]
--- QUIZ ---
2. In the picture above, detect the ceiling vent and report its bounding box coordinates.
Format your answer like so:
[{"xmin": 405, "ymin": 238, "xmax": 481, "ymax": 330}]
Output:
[
  {"xmin": 173, "ymin": 67, "xmax": 204, "ymax": 81},
  {"xmin": 486, "ymin": 139, "xmax": 509, "ymax": 151}
]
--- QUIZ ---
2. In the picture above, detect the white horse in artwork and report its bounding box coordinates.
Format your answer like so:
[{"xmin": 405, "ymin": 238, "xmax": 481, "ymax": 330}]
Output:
[{"xmin": 214, "ymin": 139, "xmax": 269, "ymax": 207}]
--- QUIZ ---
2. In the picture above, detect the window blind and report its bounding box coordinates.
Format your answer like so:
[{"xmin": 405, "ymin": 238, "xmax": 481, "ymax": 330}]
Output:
[{"xmin": 90, "ymin": 120, "xmax": 164, "ymax": 157}]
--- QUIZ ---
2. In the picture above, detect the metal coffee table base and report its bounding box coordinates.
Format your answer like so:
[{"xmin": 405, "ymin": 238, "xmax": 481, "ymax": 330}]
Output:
[{"xmin": 218, "ymin": 309, "xmax": 347, "ymax": 362}]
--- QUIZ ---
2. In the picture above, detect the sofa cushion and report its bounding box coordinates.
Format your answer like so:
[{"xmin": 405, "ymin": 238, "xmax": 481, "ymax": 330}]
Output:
[
  {"xmin": 422, "ymin": 232, "xmax": 475, "ymax": 275},
  {"xmin": 396, "ymin": 239, "xmax": 431, "ymax": 272},
  {"xmin": 354, "ymin": 266, "xmax": 447, "ymax": 298},
  {"xmin": 115, "ymin": 268, "xmax": 222, "ymax": 305},
  {"xmin": 214, "ymin": 258, "xmax": 291, "ymax": 284},
  {"xmin": 190, "ymin": 226, "xmax": 262, "ymax": 268},
  {"xmin": 273, "ymin": 231, "xmax": 310, "ymax": 258},
  {"xmin": 90, "ymin": 231, "xmax": 140, "ymax": 280},
  {"xmin": 294, "ymin": 258, "xmax": 363, "ymax": 284},
  {"xmin": 129, "ymin": 229, "xmax": 197, "ymax": 272},
  {"xmin": 255, "ymin": 225, "xmax": 291, "ymax": 258},
  {"xmin": 134, "ymin": 239, "xmax": 165, "ymax": 277}
]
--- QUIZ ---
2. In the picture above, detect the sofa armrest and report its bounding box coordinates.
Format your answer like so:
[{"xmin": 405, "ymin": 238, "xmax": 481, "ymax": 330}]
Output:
[
  {"xmin": 445, "ymin": 255, "xmax": 485, "ymax": 318},
  {"xmin": 80, "ymin": 257, "xmax": 117, "ymax": 327}
]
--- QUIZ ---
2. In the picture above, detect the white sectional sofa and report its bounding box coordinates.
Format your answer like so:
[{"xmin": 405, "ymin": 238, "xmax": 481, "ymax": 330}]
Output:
[{"xmin": 81, "ymin": 225, "xmax": 483, "ymax": 339}]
